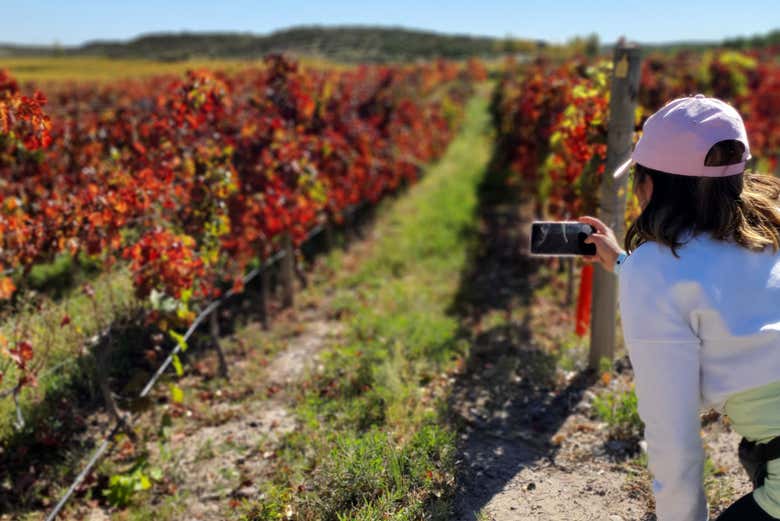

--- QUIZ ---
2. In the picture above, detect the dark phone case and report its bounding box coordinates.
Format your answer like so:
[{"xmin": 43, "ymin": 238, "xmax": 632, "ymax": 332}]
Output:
[{"xmin": 530, "ymin": 221, "xmax": 597, "ymax": 256}]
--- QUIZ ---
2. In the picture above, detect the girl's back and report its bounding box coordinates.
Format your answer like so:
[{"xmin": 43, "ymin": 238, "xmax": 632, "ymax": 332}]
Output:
[{"xmin": 619, "ymin": 232, "xmax": 780, "ymax": 410}]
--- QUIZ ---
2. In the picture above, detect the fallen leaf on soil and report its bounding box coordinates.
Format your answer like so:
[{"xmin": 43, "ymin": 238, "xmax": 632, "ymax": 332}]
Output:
[
  {"xmin": 574, "ymin": 423, "xmax": 596, "ymax": 432},
  {"xmin": 117, "ymin": 439, "xmax": 136, "ymax": 460}
]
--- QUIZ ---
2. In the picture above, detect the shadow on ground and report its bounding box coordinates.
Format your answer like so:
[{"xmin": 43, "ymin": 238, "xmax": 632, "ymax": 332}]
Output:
[{"xmin": 446, "ymin": 165, "xmax": 596, "ymax": 520}]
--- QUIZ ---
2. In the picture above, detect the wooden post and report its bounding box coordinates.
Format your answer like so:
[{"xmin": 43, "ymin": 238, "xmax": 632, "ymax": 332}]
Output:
[
  {"xmin": 280, "ymin": 232, "xmax": 295, "ymax": 308},
  {"xmin": 588, "ymin": 42, "xmax": 642, "ymax": 371},
  {"xmin": 95, "ymin": 330, "xmax": 136, "ymax": 439},
  {"xmin": 353, "ymin": 206, "xmax": 366, "ymax": 240},
  {"xmin": 259, "ymin": 265, "xmax": 271, "ymax": 330},
  {"xmin": 294, "ymin": 257, "xmax": 308, "ymax": 289},
  {"xmin": 343, "ymin": 209, "xmax": 355, "ymax": 246},
  {"xmin": 209, "ymin": 311, "xmax": 229, "ymax": 378},
  {"xmin": 323, "ymin": 221, "xmax": 334, "ymax": 251}
]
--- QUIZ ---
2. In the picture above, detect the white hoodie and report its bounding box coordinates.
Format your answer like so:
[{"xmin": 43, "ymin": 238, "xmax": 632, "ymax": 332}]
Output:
[{"xmin": 618, "ymin": 232, "xmax": 780, "ymax": 521}]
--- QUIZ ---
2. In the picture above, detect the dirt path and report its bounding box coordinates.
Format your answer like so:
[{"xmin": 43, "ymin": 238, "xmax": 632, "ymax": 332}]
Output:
[
  {"xmin": 447, "ymin": 171, "xmax": 752, "ymax": 520},
  {"xmin": 72, "ymin": 313, "xmax": 346, "ymax": 521},
  {"xmin": 168, "ymin": 316, "xmax": 344, "ymax": 521},
  {"xmin": 67, "ymin": 229, "xmax": 380, "ymax": 521}
]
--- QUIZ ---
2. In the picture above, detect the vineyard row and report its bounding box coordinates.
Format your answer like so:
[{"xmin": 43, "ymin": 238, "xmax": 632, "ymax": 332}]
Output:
[{"xmin": 0, "ymin": 56, "xmax": 485, "ymax": 413}]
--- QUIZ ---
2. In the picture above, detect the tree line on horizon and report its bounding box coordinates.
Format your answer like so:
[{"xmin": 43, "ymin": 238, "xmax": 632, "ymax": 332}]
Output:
[{"xmin": 0, "ymin": 25, "xmax": 776, "ymax": 63}]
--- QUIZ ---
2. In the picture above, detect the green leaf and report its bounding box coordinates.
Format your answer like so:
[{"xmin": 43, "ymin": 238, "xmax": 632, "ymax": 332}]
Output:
[
  {"xmin": 136, "ymin": 474, "xmax": 151, "ymax": 491},
  {"xmin": 169, "ymin": 329, "xmax": 188, "ymax": 352},
  {"xmin": 149, "ymin": 467, "xmax": 164, "ymax": 481},
  {"xmin": 176, "ymin": 303, "xmax": 191, "ymax": 320},
  {"xmin": 170, "ymin": 384, "xmax": 184, "ymax": 404},
  {"xmin": 172, "ymin": 354, "xmax": 184, "ymax": 377},
  {"xmin": 179, "ymin": 288, "xmax": 193, "ymax": 305}
]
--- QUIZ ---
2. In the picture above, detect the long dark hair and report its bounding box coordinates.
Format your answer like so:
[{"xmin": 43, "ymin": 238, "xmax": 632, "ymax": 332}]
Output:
[{"xmin": 624, "ymin": 140, "xmax": 780, "ymax": 256}]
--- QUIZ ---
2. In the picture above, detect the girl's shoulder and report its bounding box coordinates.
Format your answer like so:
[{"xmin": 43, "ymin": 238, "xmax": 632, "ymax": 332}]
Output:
[
  {"xmin": 624, "ymin": 232, "xmax": 778, "ymax": 283},
  {"xmin": 629, "ymin": 230, "xmax": 751, "ymax": 259},
  {"xmin": 623, "ymin": 239, "xmax": 678, "ymax": 271},
  {"xmin": 623, "ymin": 234, "xmax": 718, "ymax": 279},
  {"xmin": 619, "ymin": 240, "xmax": 676, "ymax": 291}
]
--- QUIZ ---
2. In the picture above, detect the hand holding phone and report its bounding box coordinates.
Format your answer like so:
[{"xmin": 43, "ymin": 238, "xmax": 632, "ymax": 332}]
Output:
[
  {"xmin": 529, "ymin": 221, "xmax": 597, "ymax": 257},
  {"xmin": 577, "ymin": 215, "xmax": 625, "ymax": 272}
]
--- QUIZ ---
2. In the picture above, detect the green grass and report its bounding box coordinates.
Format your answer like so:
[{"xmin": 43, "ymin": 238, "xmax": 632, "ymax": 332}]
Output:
[
  {"xmin": 592, "ymin": 387, "xmax": 644, "ymax": 441},
  {"xmin": 238, "ymin": 90, "xmax": 492, "ymax": 520}
]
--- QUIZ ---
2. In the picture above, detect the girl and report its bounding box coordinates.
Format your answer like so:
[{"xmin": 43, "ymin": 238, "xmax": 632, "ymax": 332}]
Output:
[{"xmin": 579, "ymin": 94, "xmax": 780, "ymax": 521}]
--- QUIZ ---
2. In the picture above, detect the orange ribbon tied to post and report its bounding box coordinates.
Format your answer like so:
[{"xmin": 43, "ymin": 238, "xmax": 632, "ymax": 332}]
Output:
[{"xmin": 575, "ymin": 264, "xmax": 594, "ymax": 337}]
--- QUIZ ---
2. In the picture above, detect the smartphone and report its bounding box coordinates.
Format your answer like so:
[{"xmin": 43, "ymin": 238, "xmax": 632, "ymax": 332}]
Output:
[{"xmin": 529, "ymin": 221, "xmax": 597, "ymax": 257}]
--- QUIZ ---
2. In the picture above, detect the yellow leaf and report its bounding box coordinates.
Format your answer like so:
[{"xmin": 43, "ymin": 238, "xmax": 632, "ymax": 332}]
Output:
[{"xmin": 170, "ymin": 384, "xmax": 184, "ymax": 404}]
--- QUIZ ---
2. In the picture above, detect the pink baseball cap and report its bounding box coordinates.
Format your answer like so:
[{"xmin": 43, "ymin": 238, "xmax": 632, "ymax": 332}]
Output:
[{"xmin": 613, "ymin": 94, "xmax": 751, "ymax": 179}]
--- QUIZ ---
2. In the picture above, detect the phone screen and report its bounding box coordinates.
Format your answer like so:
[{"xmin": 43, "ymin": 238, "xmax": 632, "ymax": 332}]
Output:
[{"xmin": 529, "ymin": 221, "xmax": 596, "ymax": 256}]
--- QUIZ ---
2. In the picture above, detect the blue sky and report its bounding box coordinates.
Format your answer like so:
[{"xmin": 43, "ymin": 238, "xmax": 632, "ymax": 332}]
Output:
[{"xmin": 2, "ymin": 0, "xmax": 778, "ymax": 46}]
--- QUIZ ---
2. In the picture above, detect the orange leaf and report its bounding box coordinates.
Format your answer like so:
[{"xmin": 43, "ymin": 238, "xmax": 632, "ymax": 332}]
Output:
[
  {"xmin": 17, "ymin": 340, "xmax": 33, "ymax": 362},
  {"xmin": 0, "ymin": 277, "xmax": 16, "ymax": 299}
]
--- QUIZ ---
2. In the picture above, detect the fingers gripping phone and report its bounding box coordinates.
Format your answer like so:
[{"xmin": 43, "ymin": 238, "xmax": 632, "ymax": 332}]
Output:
[{"xmin": 529, "ymin": 221, "xmax": 597, "ymax": 257}]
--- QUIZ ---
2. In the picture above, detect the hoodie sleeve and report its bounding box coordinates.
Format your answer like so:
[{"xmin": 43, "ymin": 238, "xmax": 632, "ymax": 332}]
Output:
[{"xmin": 618, "ymin": 247, "xmax": 708, "ymax": 521}]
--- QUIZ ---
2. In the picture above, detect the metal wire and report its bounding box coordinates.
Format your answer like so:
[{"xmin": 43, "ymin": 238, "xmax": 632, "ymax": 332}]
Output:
[
  {"xmin": 39, "ymin": 124, "xmax": 427, "ymax": 521},
  {"xmin": 2, "ymin": 213, "xmax": 333, "ymax": 417},
  {"xmin": 41, "ymin": 220, "xmax": 325, "ymax": 520}
]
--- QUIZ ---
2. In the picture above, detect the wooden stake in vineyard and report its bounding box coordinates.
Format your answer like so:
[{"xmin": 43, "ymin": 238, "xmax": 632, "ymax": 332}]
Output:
[
  {"xmin": 280, "ymin": 232, "xmax": 295, "ymax": 307},
  {"xmin": 588, "ymin": 41, "xmax": 642, "ymax": 370}
]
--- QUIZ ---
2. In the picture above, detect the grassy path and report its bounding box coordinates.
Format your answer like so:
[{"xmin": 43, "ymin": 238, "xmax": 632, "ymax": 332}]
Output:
[
  {"xmin": 34, "ymin": 88, "xmax": 494, "ymax": 521},
  {"xmin": 238, "ymin": 88, "xmax": 496, "ymax": 520},
  {"xmin": 224, "ymin": 81, "xmax": 750, "ymax": 521}
]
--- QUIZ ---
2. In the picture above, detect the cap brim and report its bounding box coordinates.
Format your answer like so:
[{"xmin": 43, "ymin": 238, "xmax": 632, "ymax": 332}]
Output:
[{"xmin": 612, "ymin": 157, "xmax": 634, "ymax": 179}]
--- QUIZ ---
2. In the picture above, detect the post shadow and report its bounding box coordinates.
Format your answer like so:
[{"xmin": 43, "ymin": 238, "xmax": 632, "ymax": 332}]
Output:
[{"xmin": 444, "ymin": 162, "xmax": 596, "ymax": 520}]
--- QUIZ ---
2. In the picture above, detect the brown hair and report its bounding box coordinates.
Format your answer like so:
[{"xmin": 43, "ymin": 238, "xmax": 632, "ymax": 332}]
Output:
[{"xmin": 624, "ymin": 140, "xmax": 780, "ymax": 256}]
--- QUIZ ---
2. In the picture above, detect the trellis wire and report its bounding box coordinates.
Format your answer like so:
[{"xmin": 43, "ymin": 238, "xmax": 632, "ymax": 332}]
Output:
[{"xmin": 41, "ymin": 201, "xmax": 366, "ymax": 521}]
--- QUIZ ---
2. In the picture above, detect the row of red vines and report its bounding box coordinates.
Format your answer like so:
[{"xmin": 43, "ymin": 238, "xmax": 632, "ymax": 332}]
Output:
[
  {"xmin": 491, "ymin": 49, "xmax": 779, "ymax": 221},
  {"xmin": 0, "ymin": 55, "xmax": 487, "ymax": 396}
]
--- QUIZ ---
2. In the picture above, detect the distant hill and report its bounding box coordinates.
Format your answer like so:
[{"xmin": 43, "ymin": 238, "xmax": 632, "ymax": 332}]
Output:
[
  {"xmin": 722, "ymin": 29, "xmax": 780, "ymax": 50},
  {"xmin": 0, "ymin": 26, "xmax": 539, "ymax": 62},
  {"xmin": 602, "ymin": 29, "xmax": 780, "ymax": 54},
  {"xmin": 0, "ymin": 26, "xmax": 776, "ymax": 63}
]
